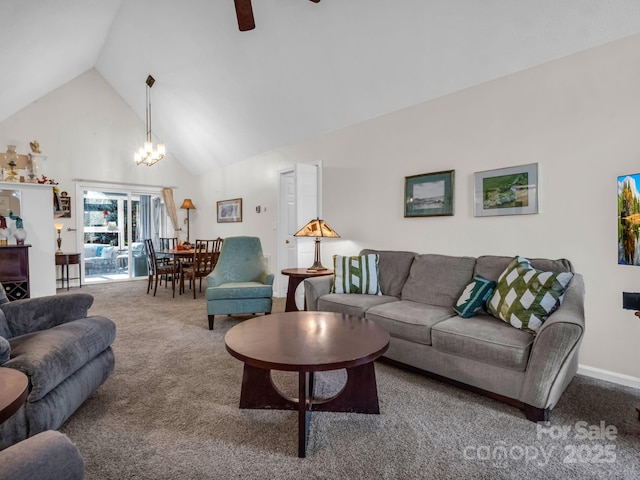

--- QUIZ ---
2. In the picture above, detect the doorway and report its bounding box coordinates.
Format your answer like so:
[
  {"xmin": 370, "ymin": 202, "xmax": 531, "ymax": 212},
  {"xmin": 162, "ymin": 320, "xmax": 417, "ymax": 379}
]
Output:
[
  {"xmin": 277, "ymin": 163, "xmax": 321, "ymax": 304},
  {"xmin": 77, "ymin": 184, "xmax": 168, "ymax": 284}
]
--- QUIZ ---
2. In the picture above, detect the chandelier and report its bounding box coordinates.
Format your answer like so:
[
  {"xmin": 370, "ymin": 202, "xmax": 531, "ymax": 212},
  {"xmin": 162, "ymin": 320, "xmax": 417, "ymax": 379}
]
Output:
[{"xmin": 134, "ymin": 75, "xmax": 165, "ymax": 166}]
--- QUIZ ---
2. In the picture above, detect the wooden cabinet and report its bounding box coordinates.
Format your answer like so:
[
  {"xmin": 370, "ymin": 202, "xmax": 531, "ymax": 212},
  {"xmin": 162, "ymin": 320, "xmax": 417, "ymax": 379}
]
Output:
[{"xmin": 0, "ymin": 245, "xmax": 30, "ymax": 300}]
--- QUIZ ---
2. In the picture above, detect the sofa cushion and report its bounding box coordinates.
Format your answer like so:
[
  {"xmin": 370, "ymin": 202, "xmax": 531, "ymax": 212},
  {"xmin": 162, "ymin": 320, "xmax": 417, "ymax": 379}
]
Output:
[
  {"xmin": 401, "ymin": 254, "xmax": 476, "ymax": 307},
  {"xmin": 333, "ymin": 254, "xmax": 381, "ymax": 295},
  {"xmin": 454, "ymin": 276, "xmax": 496, "ymax": 318},
  {"xmin": 100, "ymin": 246, "xmax": 115, "ymax": 259},
  {"xmin": 474, "ymin": 255, "xmax": 573, "ymax": 281},
  {"xmin": 360, "ymin": 249, "xmax": 417, "ymax": 297},
  {"xmin": 431, "ymin": 314, "xmax": 534, "ymax": 371},
  {"xmin": 318, "ymin": 293, "xmax": 397, "ymax": 318},
  {"xmin": 487, "ymin": 256, "xmax": 574, "ymax": 334},
  {"xmin": 366, "ymin": 301, "xmax": 455, "ymax": 345},
  {"xmin": 5, "ymin": 316, "xmax": 116, "ymax": 402}
]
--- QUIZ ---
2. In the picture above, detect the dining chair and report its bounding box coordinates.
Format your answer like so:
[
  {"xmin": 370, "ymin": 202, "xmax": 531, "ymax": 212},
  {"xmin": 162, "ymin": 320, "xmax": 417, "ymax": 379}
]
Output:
[
  {"xmin": 211, "ymin": 237, "xmax": 224, "ymax": 269},
  {"xmin": 158, "ymin": 237, "xmax": 178, "ymax": 250},
  {"xmin": 180, "ymin": 239, "xmax": 217, "ymax": 299},
  {"xmin": 157, "ymin": 237, "xmax": 178, "ymax": 265},
  {"xmin": 144, "ymin": 239, "xmax": 175, "ymax": 297}
]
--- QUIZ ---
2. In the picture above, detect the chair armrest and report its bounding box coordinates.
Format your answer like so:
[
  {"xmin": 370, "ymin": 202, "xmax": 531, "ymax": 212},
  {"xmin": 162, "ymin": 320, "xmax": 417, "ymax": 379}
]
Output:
[
  {"xmin": 262, "ymin": 273, "xmax": 275, "ymax": 286},
  {"xmin": 0, "ymin": 294, "xmax": 94, "ymax": 338},
  {"xmin": 206, "ymin": 270, "xmax": 224, "ymax": 288},
  {"xmin": 0, "ymin": 430, "xmax": 85, "ymax": 480},
  {"xmin": 304, "ymin": 276, "xmax": 334, "ymax": 311},
  {"xmin": 520, "ymin": 274, "xmax": 585, "ymax": 409}
]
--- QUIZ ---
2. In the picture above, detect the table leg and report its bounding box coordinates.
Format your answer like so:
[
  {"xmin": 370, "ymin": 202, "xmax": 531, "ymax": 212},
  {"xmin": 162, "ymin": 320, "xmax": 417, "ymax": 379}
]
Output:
[
  {"xmin": 285, "ymin": 277, "xmax": 304, "ymax": 312},
  {"xmin": 65, "ymin": 262, "xmax": 70, "ymax": 291},
  {"xmin": 298, "ymin": 371, "xmax": 311, "ymax": 458},
  {"xmin": 238, "ymin": 364, "xmax": 297, "ymax": 410},
  {"xmin": 312, "ymin": 362, "xmax": 380, "ymax": 414}
]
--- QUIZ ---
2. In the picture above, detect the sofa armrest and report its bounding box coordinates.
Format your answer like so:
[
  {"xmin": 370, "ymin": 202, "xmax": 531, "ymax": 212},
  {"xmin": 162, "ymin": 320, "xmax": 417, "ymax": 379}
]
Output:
[
  {"xmin": 0, "ymin": 294, "xmax": 94, "ymax": 339},
  {"xmin": 304, "ymin": 276, "xmax": 334, "ymax": 311},
  {"xmin": 0, "ymin": 430, "xmax": 85, "ymax": 480},
  {"xmin": 520, "ymin": 274, "xmax": 585, "ymax": 409}
]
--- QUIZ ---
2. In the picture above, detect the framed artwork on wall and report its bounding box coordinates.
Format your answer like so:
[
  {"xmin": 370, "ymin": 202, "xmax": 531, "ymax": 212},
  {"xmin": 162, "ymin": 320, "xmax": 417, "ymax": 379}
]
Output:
[
  {"xmin": 217, "ymin": 198, "xmax": 242, "ymax": 223},
  {"xmin": 59, "ymin": 196, "xmax": 71, "ymax": 218},
  {"xmin": 474, "ymin": 163, "xmax": 539, "ymax": 217},
  {"xmin": 404, "ymin": 170, "xmax": 454, "ymax": 217},
  {"xmin": 618, "ymin": 173, "xmax": 640, "ymax": 266}
]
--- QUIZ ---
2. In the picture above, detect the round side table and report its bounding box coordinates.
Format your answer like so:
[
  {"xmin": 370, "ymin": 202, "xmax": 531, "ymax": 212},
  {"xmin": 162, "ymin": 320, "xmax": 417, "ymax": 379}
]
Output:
[
  {"xmin": 0, "ymin": 367, "xmax": 28, "ymax": 424},
  {"xmin": 281, "ymin": 268, "xmax": 333, "ymax": 312}
]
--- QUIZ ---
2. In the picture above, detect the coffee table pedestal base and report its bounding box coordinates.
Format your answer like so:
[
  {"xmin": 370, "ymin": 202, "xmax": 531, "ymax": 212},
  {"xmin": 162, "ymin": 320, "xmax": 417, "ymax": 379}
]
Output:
[{"xmin": 238, "ymin": 362, "xmax": 381, "ymax": 458}]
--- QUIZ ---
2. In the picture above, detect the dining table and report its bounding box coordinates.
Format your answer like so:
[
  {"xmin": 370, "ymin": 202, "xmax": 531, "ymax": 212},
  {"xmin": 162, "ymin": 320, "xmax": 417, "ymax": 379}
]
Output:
[{"xmin": 157, "ymin": 248, "xmax": 195, "ymax": 295}]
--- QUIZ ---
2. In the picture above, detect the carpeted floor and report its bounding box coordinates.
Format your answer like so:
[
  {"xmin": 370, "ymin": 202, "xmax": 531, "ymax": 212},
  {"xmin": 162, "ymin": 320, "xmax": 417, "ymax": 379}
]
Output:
[{"xmin": 59, "ymin": 280, "xmax": 640, "ymax": 479}]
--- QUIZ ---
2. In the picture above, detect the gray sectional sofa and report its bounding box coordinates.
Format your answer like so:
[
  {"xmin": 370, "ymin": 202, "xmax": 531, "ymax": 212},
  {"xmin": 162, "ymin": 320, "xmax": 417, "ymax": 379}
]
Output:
[
  {"xmin": 0, "ymin": 292, "xmax": 115, "ymax": 450},
  {"xmin": 304, "ymin": 249, "xmax": 585, "ymax": 421}
]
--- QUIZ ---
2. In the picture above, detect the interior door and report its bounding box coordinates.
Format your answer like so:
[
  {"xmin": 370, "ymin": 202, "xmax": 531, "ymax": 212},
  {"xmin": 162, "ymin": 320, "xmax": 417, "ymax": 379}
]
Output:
[{"xmin": 277, "ymin": 164, "xmax": 319, "ymax": 303}]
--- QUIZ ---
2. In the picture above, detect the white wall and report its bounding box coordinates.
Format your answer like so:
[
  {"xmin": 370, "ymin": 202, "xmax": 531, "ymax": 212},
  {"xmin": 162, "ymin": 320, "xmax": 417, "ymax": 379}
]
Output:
[
  {"xmin": 0, "ymin": 69, "xmax": 197, "ymax": 254},
  {"xmin": 194, "ymin": 34, "xmax": 640, "ymax": 382}
]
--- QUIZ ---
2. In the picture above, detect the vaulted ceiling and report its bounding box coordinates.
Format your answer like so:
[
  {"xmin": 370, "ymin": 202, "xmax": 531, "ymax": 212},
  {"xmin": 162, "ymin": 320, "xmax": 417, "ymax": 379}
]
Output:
[{"xmin": 2, "ymin": 0, "xmax": 640, "ymax": 175}]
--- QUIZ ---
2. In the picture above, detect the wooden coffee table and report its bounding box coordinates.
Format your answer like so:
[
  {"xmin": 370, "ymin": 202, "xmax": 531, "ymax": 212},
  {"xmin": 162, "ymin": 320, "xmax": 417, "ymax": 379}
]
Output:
[{"xmin": 225, "ymin": 311, "xmax": 390, "ymax": 458}]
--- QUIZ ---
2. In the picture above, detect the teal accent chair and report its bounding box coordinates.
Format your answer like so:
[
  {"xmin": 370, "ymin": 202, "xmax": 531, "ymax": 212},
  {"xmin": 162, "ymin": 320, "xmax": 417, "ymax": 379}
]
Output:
[{"xmin": 205, "ymin": 236, "xmax": 274, "ymax": 329}]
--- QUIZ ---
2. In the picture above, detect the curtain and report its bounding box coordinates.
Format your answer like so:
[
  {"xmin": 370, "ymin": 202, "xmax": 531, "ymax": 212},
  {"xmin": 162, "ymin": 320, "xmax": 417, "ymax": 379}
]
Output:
[
  {"xmin": 162, "ymin": 187, "xmax": 179, "ymax": 233},
  {"xmin": 139, "ymin": 195, "xmax": 151, "ymax": 241},
  {"xmin": 153, "ymin": 197, "xmax": 161, "ymax": 242}
]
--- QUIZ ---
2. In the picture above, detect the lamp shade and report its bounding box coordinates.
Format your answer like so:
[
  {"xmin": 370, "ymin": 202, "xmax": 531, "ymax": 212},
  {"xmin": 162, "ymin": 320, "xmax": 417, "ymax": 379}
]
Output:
[
  {"xmin": 293, "ymin": 218, "xmax": 340, "ymax": 272},
  {"xmin": 180, "ymin": 198, "xmax": 196, "ymax": 210},
  {"xmin": 294, "ymin": 218, "xmax": 340, "ymax": 238},
  {"xmin": 54, "ymin": 223, "xmax": 64, "ymax": 232}
]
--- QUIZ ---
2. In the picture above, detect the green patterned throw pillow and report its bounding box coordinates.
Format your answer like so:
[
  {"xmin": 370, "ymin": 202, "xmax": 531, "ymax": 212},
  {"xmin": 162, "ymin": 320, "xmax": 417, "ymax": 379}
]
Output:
[
  {"xmin": 487, "ymin": 256, "xmax": 574, "ymax": 334},
  {"xmin": 333, "ymin": 254, "xmax": 381, "ymax": 295},
  {"xmin": 454, "ymin": 275, "xmax": 496, "ymax": 318}
]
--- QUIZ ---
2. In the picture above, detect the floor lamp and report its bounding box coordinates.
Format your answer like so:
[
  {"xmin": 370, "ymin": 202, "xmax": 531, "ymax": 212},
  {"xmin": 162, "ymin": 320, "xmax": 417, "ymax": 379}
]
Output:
[
  {"xmin": 294, "ymin": 218, "xmax": 340, "ymax": 271},
  {"xmin": 180, "ymin": 199, "xmax": 196, "ymax": 244}
]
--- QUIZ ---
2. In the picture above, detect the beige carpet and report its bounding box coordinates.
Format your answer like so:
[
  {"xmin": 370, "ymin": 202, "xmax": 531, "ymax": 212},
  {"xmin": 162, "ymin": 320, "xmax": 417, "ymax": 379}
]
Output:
[{"xmin": 58, "ymin": 280, "xmax": 640, "ymax": 479}]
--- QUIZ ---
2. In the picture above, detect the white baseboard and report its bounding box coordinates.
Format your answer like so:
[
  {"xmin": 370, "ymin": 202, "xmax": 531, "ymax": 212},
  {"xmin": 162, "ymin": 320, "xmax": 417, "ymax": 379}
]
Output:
[{"xmin": 578, "ymin": 364, "xmax": 640, "ymax": 390}]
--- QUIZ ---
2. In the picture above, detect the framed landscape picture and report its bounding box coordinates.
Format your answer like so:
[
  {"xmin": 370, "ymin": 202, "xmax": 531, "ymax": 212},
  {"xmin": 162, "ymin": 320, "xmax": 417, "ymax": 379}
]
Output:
[
  {"xmin": 404, "ymin": 170, "xmax": 454, "ymax": 217},
  {"xmin": 217, "ymin": 198, "xmax": 242, "ymax": 223},
  {"xmin": 474, "ymin": 163, "xmax": 539, "ymax": 217},
  {"xmin": 618, "ymin": 173, "xmax": 640, "ymax": 266}
]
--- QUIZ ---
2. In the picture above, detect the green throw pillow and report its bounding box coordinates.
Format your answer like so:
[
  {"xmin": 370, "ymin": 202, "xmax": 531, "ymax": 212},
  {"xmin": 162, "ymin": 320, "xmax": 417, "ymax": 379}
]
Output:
[
  {"xmin": 487, "ymin": 256, "xmax": 574, "ymax": 334},
  {"xmin": 333, "ymin": 254, "xmax": 381, "ymax": 295},
  {"xmin": 454, "ymin": 275, "xmax": 496, "ymax": 318}
]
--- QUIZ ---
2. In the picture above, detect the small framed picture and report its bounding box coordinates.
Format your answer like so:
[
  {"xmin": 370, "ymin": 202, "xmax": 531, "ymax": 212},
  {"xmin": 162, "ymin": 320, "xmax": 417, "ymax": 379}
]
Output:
[
  {"xmin": 404, "ymin": 170, "xmax": 455, "ymax": 217},
  {"xmin": 217, "ymin": 198, "xmax": 242, "ymax": 223},
  {"xmin": 474, "ymin": 163, "xmax": 539, "ymax": 217}
]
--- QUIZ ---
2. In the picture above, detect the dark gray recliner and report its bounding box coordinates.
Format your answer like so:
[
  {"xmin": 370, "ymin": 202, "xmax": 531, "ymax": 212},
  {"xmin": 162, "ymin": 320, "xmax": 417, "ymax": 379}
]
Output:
[{"xmin": 0, "ymin": 288, "xmax": 115, "ymax": 450}]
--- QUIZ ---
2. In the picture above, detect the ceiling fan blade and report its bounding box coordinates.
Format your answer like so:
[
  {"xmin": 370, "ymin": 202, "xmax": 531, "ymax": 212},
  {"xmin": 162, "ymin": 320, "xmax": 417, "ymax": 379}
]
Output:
[
  {"xmin": 234, "ymin": 0, "xmax": 255, "ymax": 31},
  {"xmin": 309, "ymin": 0, "xmax": 321, "ymax": 3}
]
